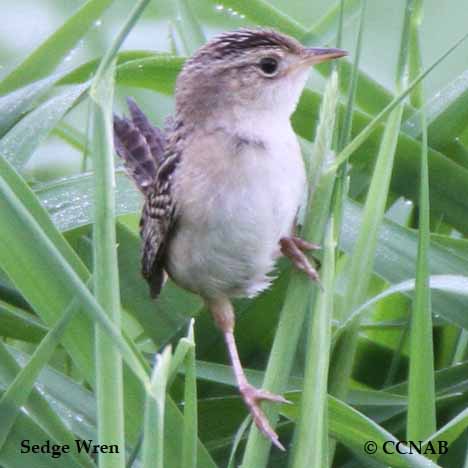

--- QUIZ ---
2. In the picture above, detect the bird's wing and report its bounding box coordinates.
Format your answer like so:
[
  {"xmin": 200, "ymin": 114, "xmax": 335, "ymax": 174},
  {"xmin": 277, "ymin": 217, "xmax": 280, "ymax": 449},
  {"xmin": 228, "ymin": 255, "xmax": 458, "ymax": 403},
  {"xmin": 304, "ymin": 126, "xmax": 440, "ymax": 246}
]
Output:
[
  {"xmin": 113, "ymin": 98, "xmax": 166, "ymax": 193},
  {"xmin": 140, "ymin": 150, "xmax": 180, "ymax": 297},
  {"xmin": 114, "ymin": 98, "xmax": 182, "ymax": 297}
]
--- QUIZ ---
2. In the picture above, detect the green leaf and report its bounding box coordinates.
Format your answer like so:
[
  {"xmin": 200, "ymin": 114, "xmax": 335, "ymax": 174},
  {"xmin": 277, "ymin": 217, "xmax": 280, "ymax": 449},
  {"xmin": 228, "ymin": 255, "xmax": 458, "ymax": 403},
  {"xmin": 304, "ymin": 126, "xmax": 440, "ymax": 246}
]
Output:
[
  {"xmin": 174, "ymin": 0, "xmax": 206, "ymax": 55},
  {"xmin": 0, "ymin": 299, "xmax": 94, "ymax": 468},
  {"xmin": 282, "ymin": 396, "xmax": 439, "ymax": 468},
  {"xmin": 0, "ymin": 405, "xmax": 85, "ymax": 468},
  {"xmin": 0, "ymin": 73, "xmax": 66, "ymax": 137},
  {"xmin": 336, "ymin": 275, "xmax": 468, "ymax": 335},
  {"xmin": 143, "ymin": 346, "xmax": 172, "ymax": 468},
  {"xmin": 181, "ymin": 320, "xmax": 198, "ymax": 468},
  {"xmin": 205, "ymin": 0, "xmax": 307, "ymax": 37},
  {"xmin": 0, "ymin": 0, "xmax": 115, "ymax": 95},
  {"xmin": 0, "ymin": 300, "xmax": 47, "ymax": 342},
  {"xmin": 0, "ymin": 83, "xmax": 89, "ymax": 171},
  {"xmin": 406, "ymin": 0, "xmax": 436, "ymax": 441},
  {"xmin": 290, "ymin": 219, "xmax": 335, "ymax": 468},
  {"xmin": 423, "ymin": 409, "xmax": 468, "ymax": 462},
  {"xmin": 0, "ymin": 342, "xmax": 93, "ymax": 468}
]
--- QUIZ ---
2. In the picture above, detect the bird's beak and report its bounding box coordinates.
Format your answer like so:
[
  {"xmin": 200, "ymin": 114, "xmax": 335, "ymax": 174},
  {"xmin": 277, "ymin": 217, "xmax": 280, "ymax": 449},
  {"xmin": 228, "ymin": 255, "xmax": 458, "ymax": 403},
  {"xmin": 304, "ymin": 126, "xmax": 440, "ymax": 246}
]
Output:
[{"xmin": 302, "ymin": 47, "xmax": 348, "ymax": 65}]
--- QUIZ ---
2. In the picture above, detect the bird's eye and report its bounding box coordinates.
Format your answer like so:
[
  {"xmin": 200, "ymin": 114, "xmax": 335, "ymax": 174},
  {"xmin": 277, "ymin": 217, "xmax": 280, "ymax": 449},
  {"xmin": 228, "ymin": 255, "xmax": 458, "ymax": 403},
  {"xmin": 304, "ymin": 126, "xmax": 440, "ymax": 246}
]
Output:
[{"xmin": 258, "ymin": 57, "xmax": 279, "ymax": 76}]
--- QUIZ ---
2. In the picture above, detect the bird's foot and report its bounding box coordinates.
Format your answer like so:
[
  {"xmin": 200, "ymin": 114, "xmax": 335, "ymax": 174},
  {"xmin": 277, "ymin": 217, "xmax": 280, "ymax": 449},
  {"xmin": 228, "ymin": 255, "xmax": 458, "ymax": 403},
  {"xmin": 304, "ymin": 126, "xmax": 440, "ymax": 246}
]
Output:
[
  {"xmin": 280, "ymin": 236, "xmax": 321, "ymax": 283},
  {"xmin": 239, "ymin": 383, "xmax": 290, "ymax": 450}
]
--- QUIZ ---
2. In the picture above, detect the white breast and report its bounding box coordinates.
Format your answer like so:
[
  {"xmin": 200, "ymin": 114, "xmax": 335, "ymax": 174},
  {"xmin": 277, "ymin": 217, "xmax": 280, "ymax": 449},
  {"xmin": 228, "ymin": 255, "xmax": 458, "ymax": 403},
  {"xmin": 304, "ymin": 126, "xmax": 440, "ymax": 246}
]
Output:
[{"xmin": 167, "ymin": 121, "xmax": 306, "ymax": 299}]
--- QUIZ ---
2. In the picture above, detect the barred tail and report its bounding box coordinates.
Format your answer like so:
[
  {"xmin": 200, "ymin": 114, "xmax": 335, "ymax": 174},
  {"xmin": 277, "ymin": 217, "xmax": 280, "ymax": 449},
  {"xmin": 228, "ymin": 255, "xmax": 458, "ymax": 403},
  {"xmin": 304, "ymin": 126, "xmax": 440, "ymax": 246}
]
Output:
[{"xmin": 113, "ymin": 98, "xmax": 166, "ymax": 193}]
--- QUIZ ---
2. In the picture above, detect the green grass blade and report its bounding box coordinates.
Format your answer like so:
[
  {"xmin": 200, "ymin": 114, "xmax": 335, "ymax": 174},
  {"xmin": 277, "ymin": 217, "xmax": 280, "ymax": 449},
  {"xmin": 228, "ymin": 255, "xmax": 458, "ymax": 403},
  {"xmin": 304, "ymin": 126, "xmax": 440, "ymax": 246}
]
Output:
[
  {"xmin": 306, "ymin": 0, "xmax": 361, "ymax": 45},
  {"xmin": 332, "ymin": 0, "xmax": 367, "ymax": 256},
  {"xmin": 330, "ymin": 29, "xmax": 468, "ymax": 171},
  {"xmin": 53, "ymin": 122, "xmax": 87, "ymax": 153},
  {"xmin": 0, "ymin": 83, "xmax": 88, "ymax": 171},
  {"xmin": 89, "ymin": 1, "xmax": 152, "ymax": 465},
  {"xmin": 406, "ymin": 0, "xmax": 436, "ymax": 442},
  {"xmin": 175, "ymin": 0, "xmax": 206, "ymax": 55},
  {"xmin": 0, "ymin": 295, "xmax": 94, "ymax": 468},
  {"xmin": 205, "ymin": 0, "xmax": 307, "ymax": 37},
  {"xmin": 328, "ymin": 2, "xmax": 413, "ymax": 447},
  {"xmin": 142, "ymin": 346, "xmax": 172, "ymax": 468},
  {"xmin": 0, "ymin": 73, "xmax": 65, "ymax": 137},
  {"xmin": 0, "ymin": 407, "xmax": 85, "ymax": 467},
  {"xmin": 241, "ymin": 71, "xmax": 339, "ymax": 468},
  {"xmin": 282, "ymin": 396, "xmax": 439, "ymax": 468},
  {"xmin": 338, "ymin": 0, "xmax": 367, "ymax": 150},
  {"xmin": 403, "ymin": 68, "xmax": 468, "ymax": 150},
  {"xmin": 227, "ymin": 416, "xmax": 251, "ymax": 468},
  {"xmin": 290, "ymin": 219, "xmax": 335, "ymax": 468},
  {"xmin": 0, "ymin": 0, "xmax": 114, "ymax": 95},
  {"xmin": 335, "ymin": 275, "xmax": 468, "ymax": 337},
  {"xmin": 329, "ymin": 103, "xmax": 405, "ymax": 396},
  {"xmin": 181, "ymin": 320, "xmax": 198, "ymax": 468},
  {"xmin": 0, "ymin": 299, "xmax": 46, "ymax": 342},
  {"xmin": 91, "ymin": 54, "xmax": 126, "ymax": 468},
  {"xmin": 0, "ymin": 159, "xmax": 150, "ymax": 387},
  {"xmin": 0, "ymin": 341, "xmax": 95, "ymax": 468},
  {"xmin": 423, "ymin": 409, "xmax": 468, "ymax": 462}
]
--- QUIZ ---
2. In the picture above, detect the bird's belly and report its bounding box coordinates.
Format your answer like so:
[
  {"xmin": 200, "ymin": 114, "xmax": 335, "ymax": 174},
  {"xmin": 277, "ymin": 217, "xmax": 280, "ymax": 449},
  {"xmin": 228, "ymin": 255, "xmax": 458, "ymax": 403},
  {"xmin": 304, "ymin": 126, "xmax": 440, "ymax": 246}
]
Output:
[{"xmin": 167, "ymin": 137, "xmax": 306, "ymax": 299}]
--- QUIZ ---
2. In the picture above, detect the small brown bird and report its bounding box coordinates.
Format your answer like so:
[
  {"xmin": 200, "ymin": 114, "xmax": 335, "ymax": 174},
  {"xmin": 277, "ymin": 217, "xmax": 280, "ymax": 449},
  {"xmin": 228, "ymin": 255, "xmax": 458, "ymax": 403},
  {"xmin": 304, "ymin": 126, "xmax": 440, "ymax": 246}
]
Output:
[{"xmin": 114, "ymin": 28, "xmax": 346, "ymax": 449}]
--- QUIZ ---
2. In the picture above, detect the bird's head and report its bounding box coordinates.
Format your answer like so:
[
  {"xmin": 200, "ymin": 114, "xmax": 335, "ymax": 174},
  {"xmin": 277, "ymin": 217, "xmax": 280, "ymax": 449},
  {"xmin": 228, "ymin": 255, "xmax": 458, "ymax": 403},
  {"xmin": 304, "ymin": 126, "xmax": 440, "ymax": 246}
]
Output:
[{"xmin": 175, "ymin": 28, "xmax": 347, "ymax": 123}]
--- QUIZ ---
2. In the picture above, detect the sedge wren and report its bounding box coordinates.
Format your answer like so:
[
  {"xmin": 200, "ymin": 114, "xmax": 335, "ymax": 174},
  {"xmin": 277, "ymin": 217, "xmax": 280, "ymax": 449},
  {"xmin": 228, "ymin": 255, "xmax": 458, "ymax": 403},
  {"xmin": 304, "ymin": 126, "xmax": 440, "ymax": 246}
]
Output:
[{"xmin": 114, "ymin": 28, "xmax": 346, "ymax": 450}]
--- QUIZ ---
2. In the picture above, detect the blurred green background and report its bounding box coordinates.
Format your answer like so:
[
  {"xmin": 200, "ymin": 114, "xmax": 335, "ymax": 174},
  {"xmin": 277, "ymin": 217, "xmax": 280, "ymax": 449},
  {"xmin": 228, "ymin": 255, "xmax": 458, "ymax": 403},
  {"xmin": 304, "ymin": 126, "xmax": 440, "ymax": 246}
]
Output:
[{"xmin": 2, "ymin": 0, "xmax": 468, "ymax": 181}]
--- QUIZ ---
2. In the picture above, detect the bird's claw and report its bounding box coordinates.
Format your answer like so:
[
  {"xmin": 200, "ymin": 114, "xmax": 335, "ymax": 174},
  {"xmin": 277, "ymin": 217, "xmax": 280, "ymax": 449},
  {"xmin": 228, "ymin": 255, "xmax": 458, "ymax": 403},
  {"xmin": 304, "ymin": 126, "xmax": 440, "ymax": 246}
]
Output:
[
  {"xmin": 280, "ymin": 236, "xmax": 321, "ymax": 286},
  {"xmin": 240, "ymin": 383, "xmax": 288, "ymax": 450}
]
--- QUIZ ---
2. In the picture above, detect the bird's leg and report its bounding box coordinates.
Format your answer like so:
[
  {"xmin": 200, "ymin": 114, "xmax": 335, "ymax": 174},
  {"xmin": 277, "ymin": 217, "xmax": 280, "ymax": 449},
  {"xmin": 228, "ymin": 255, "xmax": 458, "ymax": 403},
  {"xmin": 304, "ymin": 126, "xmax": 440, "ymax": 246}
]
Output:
[
  {"xmin": 208, "ymin": 297, "xmax": 288, "ymax": 451},
  {"xmin": 280, "ymin": 236, "xmax": 321, "ymax": 282}
]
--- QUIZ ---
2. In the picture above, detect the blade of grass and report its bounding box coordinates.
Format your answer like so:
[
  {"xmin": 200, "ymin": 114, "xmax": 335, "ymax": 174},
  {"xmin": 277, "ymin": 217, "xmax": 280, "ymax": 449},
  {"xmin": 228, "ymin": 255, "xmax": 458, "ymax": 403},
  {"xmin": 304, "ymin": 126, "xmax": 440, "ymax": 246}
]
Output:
[
  {"xmin": 241, "ymin": 71, "xmax": 340, "ymax": 468},
  {"xmin": 0, "ymin": 83, "xmax": 89, "ymax": 171},
  {"xmin": 403, "ymin": 67, "xmax": 468, "ymax": 151},
  {"xmin": 227, "ymin": 416, "xmax": 251, "ymax": 468},
  {"xmin": 306, "ymin": 0, "xmax": 361, "ymax": 45},
  {"xmin": 332, "ymin": 0, "xmax": 367, "ymax": 263},
  {"xmin": 0, "ymin": 407, "xmax": 85, "ymax": 467},
  {"xmin": 0, "ymin": 0, "xmax": 114, "ymax": 94},
  {"xmin": 0, "ymin": 159, "xmax": 150, "ymax": 387},
  {"xmin": 89, "ymin": 0, "xmax": 152, "ymax": 466},
  {"xmin": 423, "ymin": 408, "xmax": 468, "ymax": 462},
  {"xmin": 282, "ymin": 396, "xmax": 439, "ymax": 468},
  {"xmin": 329, "ymin": 103, "xmax": 406, "ymax": 396},
  {"xmin": 0, "ymin": 341, "xmax": 95, "ymax": 467},
  {"xmin": 91, "ymin": 55, "xmax": 126, "ymax": 468},
  {"xmin": 142, "ymin": 346, "xmax": 172, "ymax": 468},
  {"xmin": 174, "ymin": 0, "xmax": 206, "ymax": 55},
  {"xmin": 0, "ymin": 299, "xmax": 46, "ymax": 342},
  {"xmin": 0, "ymin": 292, "xmax": 94, "ymax": 468},
  {"xmin": 0, "ymin": 73, "xmax": 67, "ymax": 137},
  {"xmin": 328, "ymin": 4, "xmax": 413, "ymax": 461},
  {"xmin": 335, "ymin": 275, "xmax": 468, "ymax": 338},
  {"xmin": 406, "ymin": 0, "xmax": 436, "ymax": 442},
  {"xmin": 181, "ymin": 319, "xmax": 198, "ymax": 468},
  {"xmin": 206, "ymin": 0, "xmax": 307, "ymax": 37},
  {"xmin": 290, "ymin": 218, "xmax": 335, "ymax": 468},
  {"xmin": 330, "ymin": 29, "xmax": 468, "ymax": 171},
  {"xmin": 53, "ymin": 122, "xmax": 87, "ymax": 153},
  {"xmin": 337, "ymin": 0, "xmax": 366, "ymax": 151}
]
